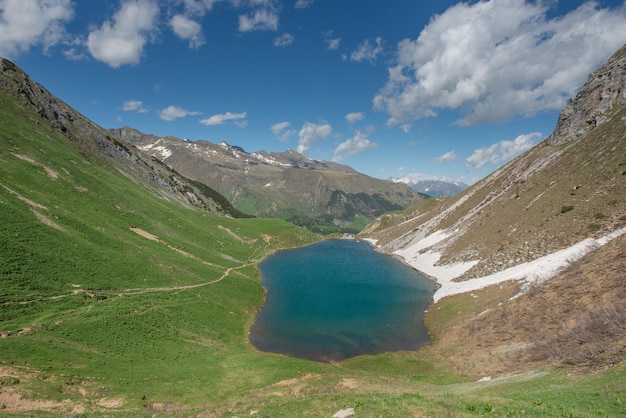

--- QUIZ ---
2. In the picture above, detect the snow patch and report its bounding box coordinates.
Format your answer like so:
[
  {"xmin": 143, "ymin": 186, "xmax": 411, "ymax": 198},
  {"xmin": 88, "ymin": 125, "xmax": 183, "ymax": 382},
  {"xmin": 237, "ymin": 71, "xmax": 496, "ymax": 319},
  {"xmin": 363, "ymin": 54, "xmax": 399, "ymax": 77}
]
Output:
[
  {"xmin": 138, "ymin": 143, "xmax": 172, "ymax": 159},
  {"xmin": 251, "ymin": 152, "xmax": 292, "ymax": 167},
  {"xmin": 396, "ymin": 227, "xmax": 626, "ymax": 303},
  {"xmin": 361, "ymin": 237, "xmax": 378, "ymax": 246}
]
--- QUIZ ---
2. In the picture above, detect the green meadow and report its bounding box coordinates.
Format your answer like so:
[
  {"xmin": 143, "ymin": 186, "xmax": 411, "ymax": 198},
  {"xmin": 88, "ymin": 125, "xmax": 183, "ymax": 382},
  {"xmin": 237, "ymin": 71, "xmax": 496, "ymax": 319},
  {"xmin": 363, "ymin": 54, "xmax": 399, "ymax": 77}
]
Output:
[{"xmin": 1, "ymin": 91, "xmax": 625, "ymax": 416}]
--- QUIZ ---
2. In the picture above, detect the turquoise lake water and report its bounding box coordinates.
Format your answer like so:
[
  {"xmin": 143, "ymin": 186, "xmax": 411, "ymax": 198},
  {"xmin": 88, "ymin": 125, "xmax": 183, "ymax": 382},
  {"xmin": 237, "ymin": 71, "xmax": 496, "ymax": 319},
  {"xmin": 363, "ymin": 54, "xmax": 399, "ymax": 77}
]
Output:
[{"xmin": 249, "ymin": 239, "xmax": 436, "ymax": 362}]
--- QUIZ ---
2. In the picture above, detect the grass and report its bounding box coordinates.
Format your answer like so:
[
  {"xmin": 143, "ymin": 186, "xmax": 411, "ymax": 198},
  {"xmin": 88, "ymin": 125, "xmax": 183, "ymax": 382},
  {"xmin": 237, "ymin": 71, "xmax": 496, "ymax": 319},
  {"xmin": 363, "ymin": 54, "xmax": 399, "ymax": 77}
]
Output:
[{"xmin": 1, "ymin": 80, "xmax": 625, "ymax": 416}]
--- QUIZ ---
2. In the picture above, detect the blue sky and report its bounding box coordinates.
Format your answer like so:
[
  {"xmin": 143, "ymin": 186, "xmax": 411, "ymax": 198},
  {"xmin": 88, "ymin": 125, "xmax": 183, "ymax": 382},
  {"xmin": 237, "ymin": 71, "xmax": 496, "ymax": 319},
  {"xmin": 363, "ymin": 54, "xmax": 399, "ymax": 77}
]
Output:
[{"xmin": 2, "ymin": 0, "xmax": 626, "ymax": 184}]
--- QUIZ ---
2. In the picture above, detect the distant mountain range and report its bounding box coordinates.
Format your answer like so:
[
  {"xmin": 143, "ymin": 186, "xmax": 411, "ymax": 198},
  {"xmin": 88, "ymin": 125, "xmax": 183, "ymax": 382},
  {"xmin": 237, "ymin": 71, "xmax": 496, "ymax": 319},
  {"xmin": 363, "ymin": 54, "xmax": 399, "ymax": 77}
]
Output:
[
  {"xmin": 389, "ymin": 177, "xmax": 468, "ymax": 196},
  {"xmin": 110, "ymin": 127, "xmax": 423, "ymax": 233}
]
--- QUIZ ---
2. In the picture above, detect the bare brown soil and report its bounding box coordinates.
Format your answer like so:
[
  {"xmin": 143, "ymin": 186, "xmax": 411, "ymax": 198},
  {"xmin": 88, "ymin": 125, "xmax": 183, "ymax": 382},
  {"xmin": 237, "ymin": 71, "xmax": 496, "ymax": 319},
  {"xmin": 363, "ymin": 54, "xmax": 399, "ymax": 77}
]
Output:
[{"xmin": 425, "ymin": 234, "xmax": 626, "ymax": 378}]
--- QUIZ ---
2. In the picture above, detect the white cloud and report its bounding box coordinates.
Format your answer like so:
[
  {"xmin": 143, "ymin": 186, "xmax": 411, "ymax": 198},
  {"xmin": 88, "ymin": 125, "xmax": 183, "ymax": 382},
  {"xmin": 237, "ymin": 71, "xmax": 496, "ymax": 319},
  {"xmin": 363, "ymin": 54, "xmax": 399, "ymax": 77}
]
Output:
[
  {"xmin": 86, "ymin": 0, "xmax": 159, "ymax": 68},
  {"xmin": 375, "ymin": 0, "xmax": 626, "ymax": 127},
  {"xmin": 322, "ymin": 30, "xmax": 340, "ymax": 50},
  {"xmin": 297, "ymin": 121, "xmax": 332, "ymax": 154},
  {"xmin": 170, "ymin": 14, "xmax": 205, "ymax": 48},
  {"xmin": 122, "ymin": 100, "xmax": 149, "ymax": 113},
  {"xmin": 396, "ymin": 172, "xmax": 457, "ymax": 183},
  {"xmin": 345, "ymin": 112, "xmax": 365, "ymax": 124},
  {"xmin": 159, "ymin": 105, "xmax": 200, "ymax": 121},
  {"xmin": 350, "ymin": 36, "xmax": 383, "ymax": 63},
  {"xmin": 466, "ymin": 132, "xmax": 542, "ymax": 170},
  {"xmin": 0, "ymin": 0, "xmax": 74, "ymax": 58},
  {"xmin": 294, "ymin": 0, "xmax": 314, "ymax": 9},
  {"xmin": 180, "ymin": 0, "xmax": 223, "ymax": 15},
  {"xmin": 200, "ymin": 111, "xmax": 247, "ymax": 126},
  {"xmin": 333, "ymin": 130, "xmax": 378, "ymax": 162},
  {"xmin": 273, "ymin": 32, "xmax": 294, "ymax": 46},
  {"xmin": 435, "ymin": 150, "xmax": 457, "ymax": 164},
  {"xmin": 271, "ymin": 121, "xmax": 296, "ymax": 141},
  {"xmin": 238, "ymin": 9, "xmax": 278, "ymax": 32},
  {"xmin": 325, "ymin": 37, "xmax": 340, "ymax": 50}
]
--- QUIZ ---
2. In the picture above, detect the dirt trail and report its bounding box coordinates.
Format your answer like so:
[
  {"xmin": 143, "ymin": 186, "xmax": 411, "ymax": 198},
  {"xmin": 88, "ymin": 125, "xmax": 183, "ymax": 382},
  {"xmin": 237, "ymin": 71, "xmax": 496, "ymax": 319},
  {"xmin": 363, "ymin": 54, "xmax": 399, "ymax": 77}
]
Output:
[
  {"xmin": 1, "ymin": 227, "xmax": 259, "ymax": 307},
  {"xmin": 130, "ymin": 226, "xmax": 222, "ymax": 268},
  {"xmin": 120, "ymin": 261, "xmax": 254, "ymax": 295}
]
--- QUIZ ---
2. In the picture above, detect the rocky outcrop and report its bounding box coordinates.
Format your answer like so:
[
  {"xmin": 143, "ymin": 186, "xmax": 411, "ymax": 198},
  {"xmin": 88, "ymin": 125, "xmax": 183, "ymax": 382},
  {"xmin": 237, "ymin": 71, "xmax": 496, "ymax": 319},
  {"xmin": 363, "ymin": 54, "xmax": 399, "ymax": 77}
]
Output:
[{"xmin": 547, "ymin": 43, "xmax": 626, "ymax": 146}]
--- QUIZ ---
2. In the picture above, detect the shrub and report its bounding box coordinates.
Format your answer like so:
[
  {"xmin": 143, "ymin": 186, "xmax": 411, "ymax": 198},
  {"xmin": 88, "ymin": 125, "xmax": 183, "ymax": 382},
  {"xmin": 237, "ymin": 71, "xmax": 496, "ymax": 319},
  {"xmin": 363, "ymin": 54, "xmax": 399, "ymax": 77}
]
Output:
[
  {"xmin": 560, "ymin": 205, "xmax": 574, "ymax": 214},
  {"xmin": 530, "ymin": 301, "xmax": 626, "ymax": 368}
]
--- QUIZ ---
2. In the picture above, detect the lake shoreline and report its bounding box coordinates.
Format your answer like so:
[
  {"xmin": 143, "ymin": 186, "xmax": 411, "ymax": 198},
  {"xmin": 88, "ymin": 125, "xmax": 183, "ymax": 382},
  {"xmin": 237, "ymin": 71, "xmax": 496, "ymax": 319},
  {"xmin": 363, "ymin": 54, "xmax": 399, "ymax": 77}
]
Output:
[{"xmin": 249, "ymin": 238, "xmax": 435, "ymax": 362}]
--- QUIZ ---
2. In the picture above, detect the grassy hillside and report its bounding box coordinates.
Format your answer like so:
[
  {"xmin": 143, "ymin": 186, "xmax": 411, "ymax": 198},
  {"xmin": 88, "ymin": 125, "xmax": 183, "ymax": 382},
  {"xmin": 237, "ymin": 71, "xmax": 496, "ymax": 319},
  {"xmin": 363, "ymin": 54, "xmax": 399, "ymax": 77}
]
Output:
[{"xmin": 1, "ymin": 59, "xmax": 625, "ymax": 416}]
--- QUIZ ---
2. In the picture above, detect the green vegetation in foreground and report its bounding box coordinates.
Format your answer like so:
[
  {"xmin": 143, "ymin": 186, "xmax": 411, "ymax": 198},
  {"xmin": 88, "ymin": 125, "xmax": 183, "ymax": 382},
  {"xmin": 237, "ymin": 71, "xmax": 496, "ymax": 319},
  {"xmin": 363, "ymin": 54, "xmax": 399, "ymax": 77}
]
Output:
[{"xmin": 1, "ymin": 91, "xmax": 624, "ymax": 417}]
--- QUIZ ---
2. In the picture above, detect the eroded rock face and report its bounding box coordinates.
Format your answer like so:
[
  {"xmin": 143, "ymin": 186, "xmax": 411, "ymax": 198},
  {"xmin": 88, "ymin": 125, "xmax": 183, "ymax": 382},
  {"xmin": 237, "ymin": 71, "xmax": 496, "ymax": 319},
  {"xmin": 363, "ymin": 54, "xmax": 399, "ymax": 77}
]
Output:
[{"xmin": 548, "ymin": 44, "xmax": 626, "ymax": 146}]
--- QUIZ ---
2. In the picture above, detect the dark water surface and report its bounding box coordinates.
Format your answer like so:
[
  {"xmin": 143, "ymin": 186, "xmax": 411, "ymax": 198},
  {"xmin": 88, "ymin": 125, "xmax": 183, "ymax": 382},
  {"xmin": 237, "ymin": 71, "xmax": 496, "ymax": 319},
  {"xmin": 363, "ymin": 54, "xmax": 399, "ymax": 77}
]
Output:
[{"xmin": 249, "ymin": 239, "xmax": 436, "ymax": 362}]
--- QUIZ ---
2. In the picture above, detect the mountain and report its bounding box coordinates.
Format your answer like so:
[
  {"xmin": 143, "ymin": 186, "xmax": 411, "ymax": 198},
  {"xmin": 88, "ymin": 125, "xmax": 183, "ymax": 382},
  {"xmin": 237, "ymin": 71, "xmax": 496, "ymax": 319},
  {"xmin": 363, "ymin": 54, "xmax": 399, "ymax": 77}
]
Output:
[
  {"xmin": 389, "ymin": 177, "xmax": 468, "ymax": 196},
  {"xmin": 109, "ymin": 127, "xmax": 423, "ymax": 233},
  {"xmin": 0, "ymin": 58, "xmax": 250, "ymax": 219},
  {"xmin": 1, "ymin": 51, "xmax": 625, "ymax": 416},
  {"xmin": 359, "ymin": 44, "xmax": 626, "ymax": 375}
]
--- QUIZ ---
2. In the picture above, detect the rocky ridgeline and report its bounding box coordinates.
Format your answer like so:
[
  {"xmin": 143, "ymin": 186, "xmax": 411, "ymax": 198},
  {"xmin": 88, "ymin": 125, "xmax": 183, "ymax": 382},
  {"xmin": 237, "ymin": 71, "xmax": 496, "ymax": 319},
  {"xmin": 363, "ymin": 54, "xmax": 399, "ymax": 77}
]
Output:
[{"xmin": 548, "ymin": 44, "xmax": 626, "ymax": 146}]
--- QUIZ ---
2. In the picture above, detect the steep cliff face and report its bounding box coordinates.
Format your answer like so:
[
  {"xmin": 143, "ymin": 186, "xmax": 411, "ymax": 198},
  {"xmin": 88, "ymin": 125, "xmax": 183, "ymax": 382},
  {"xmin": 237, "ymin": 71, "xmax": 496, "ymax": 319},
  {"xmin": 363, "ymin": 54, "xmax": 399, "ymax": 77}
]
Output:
[
  {"xmin": 547, "ymin": 44, "xmax": 626, "ymax": 146},
  {"xmin": 0, "ymin": 58, "xmax": 248, "ymax": 218}
]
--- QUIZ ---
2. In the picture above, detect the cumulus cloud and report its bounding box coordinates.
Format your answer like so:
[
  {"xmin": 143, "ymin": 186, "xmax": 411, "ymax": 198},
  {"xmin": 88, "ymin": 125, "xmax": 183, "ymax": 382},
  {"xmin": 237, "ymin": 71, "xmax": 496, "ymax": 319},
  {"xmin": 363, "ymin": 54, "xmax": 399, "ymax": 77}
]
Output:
[
  {"xmin": 273, "ymin": 32, "xmax": 294, "ymax": 46},
  {"xmin": 159, "ymin": 105, "xmax": 200, "ymax": 121},
  {"xmin": 374, "ymin": 0, "xmax": 626, "ymax": 127},
  {"xmin": 271, "ymin": 121, "xmax": 296, "ymax": 141},
  {"xmin": 349, "ymin": 36, "xmax": 383, "ymax": 63},
  {"xmin": 333, "ymin": 130, "xmax": 378, "ymax": 162},
  {"xmin": 297, "ymin": 121, "xmax": 332, "ymax": 154},
  {"xmin": 86, "ymin": 0, "xmax": 159, "ymax": 68},
  {"xmin": 466, "ymin": 132, "xmax": 542, "ymax": 170},
  {"xmin": 200, "ymin": 111, "xmax": 247, "ymax": 126},
  {"xmin": 345, "ymin": 112, "xmax": 364, "ymax": 124},
  {"xmin": 238, "ymin": 8, "xmax": 278, "ymax": 32},
  {"xmin": 0, "ymin": 0, "xmax": 74, "ymax": 58},
  {"xmin": 122, "ymin": 100, "xmax": 149, "ymax": 113},
  {"xmin": 170, "ymin": 14, "xmax": 205, "ymax": 48},
  {"xmin": 435, "ymin": 150, "xmax": 457, "ymax": 164}
]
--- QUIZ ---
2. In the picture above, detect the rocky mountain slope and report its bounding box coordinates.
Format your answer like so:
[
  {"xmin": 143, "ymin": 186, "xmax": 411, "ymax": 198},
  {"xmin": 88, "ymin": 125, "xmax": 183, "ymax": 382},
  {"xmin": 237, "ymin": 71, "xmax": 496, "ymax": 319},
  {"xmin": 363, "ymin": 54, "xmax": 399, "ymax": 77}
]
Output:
[
  {"xmin": 0, "ymin": 58, "xmax": 249, "ymax": 219},
  {"xmin": 360, "ymin": 44, "xmax": 626, "ymax": 374},
  {"xmin": 110, "ymin": 127, "xmax": 423, "ymax": 232},
  {"xmin": 389, "ymin": 177, "xmax": 468, "ymax": 196}
]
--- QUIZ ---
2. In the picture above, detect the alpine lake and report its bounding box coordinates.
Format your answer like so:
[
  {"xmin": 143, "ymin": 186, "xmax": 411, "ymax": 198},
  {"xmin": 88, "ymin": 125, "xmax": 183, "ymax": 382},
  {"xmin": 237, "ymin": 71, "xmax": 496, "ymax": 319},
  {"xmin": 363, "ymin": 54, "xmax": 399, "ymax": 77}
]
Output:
[{"xmin": 249, "ymin": 239, "xmax": 436, "ymax": 362}]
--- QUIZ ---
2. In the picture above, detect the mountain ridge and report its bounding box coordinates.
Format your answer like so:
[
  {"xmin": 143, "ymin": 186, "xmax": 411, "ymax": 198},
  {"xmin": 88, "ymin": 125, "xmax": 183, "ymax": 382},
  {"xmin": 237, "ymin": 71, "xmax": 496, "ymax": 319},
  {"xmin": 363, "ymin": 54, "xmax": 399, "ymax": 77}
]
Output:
[
  {"xmin": 0, "ymin": 57, "xmax": 250, "ymax": 219},
  {"xmin": 359, "ymin": 43, "xmax": 626, "ymax": 375},
  {"xmin": 110, "ymin": 126, "xmax": 424, "ymax": 233},
  {"xmin": 389, "ymin": 177, "xmax": 468, "ymax": 196},
  {"xmin": 361, "ymin": 44, "xmax": 626, "ymax": 281}
]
